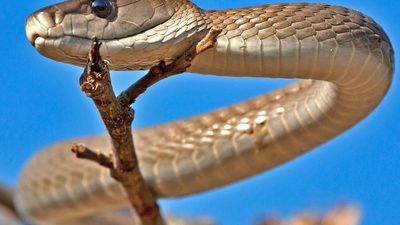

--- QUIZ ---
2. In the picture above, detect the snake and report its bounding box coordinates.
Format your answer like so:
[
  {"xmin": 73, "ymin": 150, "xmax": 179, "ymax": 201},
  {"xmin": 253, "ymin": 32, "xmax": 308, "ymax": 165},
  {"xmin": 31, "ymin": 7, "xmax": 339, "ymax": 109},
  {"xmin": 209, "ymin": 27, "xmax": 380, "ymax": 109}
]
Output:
[{"xmin": 20, "ymin": 0, "xmax": 394, "ymax": 224}]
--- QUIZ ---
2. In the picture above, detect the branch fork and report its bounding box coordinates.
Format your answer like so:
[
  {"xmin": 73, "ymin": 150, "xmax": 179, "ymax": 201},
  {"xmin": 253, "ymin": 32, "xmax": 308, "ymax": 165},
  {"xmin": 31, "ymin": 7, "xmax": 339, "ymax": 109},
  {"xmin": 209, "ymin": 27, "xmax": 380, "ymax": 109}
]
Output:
[{"xmin": 70, "ymin": 27, "xmax": 221, "ymax": 225}]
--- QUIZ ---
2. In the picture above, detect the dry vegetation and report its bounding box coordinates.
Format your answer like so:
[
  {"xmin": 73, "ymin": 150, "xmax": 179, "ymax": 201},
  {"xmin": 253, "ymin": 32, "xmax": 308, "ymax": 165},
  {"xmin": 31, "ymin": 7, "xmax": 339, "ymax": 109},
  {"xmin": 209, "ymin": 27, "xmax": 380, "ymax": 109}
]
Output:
[{"xmin": 258, "ymin": 206, "xmax": 361, "ymax": 225}]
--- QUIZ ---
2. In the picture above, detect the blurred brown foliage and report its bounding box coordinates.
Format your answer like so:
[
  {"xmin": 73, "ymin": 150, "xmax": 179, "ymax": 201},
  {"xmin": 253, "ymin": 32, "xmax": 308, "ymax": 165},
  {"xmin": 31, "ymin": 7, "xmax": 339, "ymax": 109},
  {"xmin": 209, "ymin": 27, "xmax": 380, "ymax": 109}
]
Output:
[{"xmin": 258, "ymin": 206, "xmax": 361, "ymax": 225}]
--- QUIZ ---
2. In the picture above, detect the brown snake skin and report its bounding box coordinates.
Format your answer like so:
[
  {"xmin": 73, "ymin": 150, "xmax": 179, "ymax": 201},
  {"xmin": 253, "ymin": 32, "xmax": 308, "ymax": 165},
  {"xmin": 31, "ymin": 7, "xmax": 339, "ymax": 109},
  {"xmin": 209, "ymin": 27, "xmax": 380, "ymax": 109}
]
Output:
[{"xmin": 21, "ymin": 0, "xmax": 394, "ymax": 224}]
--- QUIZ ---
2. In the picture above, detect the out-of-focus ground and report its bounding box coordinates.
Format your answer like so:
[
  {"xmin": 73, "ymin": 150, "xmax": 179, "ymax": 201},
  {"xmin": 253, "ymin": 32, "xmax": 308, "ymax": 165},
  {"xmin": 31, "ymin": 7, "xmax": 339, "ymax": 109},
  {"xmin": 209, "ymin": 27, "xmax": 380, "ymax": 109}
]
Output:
[
  {"xmin": 0, "ymin": 205, "xmax": 19, "ymax": 225},
  {"xmin": 0, "ymin": 199, "xmax": 360, "ymax": 225},
  {"xmin": 258, "ymin": 206, "xmax": 360, "ymax": 225}
]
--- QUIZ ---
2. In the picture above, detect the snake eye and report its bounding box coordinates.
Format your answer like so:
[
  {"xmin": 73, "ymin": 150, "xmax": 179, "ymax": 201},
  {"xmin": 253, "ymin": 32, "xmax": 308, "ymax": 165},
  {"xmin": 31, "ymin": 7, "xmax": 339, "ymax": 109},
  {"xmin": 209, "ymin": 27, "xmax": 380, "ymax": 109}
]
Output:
[{"xmin": 91, "ymin": 0, "xmax": 113, "ymax": 18}]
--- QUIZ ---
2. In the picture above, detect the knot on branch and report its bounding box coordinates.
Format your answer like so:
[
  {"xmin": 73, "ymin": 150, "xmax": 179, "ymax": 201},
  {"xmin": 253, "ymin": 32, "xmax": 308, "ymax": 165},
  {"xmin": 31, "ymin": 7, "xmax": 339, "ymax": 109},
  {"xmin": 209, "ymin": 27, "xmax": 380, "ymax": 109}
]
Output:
[
  {"xmin": 80, "ymin": 73, "xmax": 107, "ymax": 97},
  {"xmin": 149, "ymin": 61, "xmax": 167, "ymax": 75},
  {"xmin": 79, "ymin": 37, "xmax": 110, "ymax": 97}
]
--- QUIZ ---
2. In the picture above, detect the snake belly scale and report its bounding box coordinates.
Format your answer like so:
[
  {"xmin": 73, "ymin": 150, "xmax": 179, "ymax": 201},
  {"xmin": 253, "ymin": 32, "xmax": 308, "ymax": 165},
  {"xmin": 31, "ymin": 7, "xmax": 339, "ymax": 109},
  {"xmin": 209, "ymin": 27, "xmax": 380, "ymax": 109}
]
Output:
[{"xmin": 20, "ymin": 0, "xmax": 394, "ymax": 224}]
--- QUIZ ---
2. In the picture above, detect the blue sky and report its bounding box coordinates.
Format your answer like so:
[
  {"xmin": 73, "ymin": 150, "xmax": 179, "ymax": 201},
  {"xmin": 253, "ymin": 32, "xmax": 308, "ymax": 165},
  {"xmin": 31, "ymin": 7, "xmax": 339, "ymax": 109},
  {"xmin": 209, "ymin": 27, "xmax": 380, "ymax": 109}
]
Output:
[{"xmin": 1, "ymin": 0, "xmax": 399, "ymax": 224}]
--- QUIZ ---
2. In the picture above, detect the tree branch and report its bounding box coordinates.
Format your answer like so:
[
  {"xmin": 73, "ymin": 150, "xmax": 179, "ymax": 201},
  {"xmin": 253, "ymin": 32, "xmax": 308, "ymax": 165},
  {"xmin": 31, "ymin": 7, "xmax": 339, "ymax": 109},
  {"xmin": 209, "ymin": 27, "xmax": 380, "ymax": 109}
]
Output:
[
  {"xmin": 71, "ymin": 144, "xmax": 115, "ymax": 172},
  {"xmin": 0, "ymin": 184, "xmax": 16, "ymax": 217},
  {"xmin": 72, "ymin": 27, "xmax": 221, "ymax": 225},
  {"xmin": 78, "ymin": 37, "xmax": 163, "ymax": 225},
  {"xmin": 118, "ymin": 27, "xmax": 222, "ymax": 106}
]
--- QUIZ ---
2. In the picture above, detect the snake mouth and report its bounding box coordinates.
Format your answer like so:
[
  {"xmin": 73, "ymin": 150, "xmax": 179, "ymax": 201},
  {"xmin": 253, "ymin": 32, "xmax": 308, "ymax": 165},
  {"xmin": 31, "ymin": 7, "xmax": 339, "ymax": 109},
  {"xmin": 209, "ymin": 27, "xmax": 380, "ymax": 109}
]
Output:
[
  {"xmin": 26, "ymin": 14, "xmax": 47, "ymax": 47},
  {"xmin": 25, "ymin": 9, "xmax": 96, "ymax": 68},
  {"xmin": 25, "ymin": 0, "xmax": 208, "ymax": 71},
  {"xmin": 26, "ymin": 12, "xmax": 89, "ymax": 67},
  {"xmin": 26, "ymin": 14, "xmax": 131, "ymax": 70},
  {"xmin": 24, "ymin": 4, "xmax": 151, "ymax": 69}
]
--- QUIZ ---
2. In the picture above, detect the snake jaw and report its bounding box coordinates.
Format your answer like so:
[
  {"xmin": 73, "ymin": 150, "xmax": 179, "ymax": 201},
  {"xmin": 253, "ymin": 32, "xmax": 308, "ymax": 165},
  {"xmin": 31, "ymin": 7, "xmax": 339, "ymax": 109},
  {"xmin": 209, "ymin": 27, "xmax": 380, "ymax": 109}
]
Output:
[
  {"xmin": 25, "ymin": 11, "xmax": 49, "ymax": 47},
  {"xmin": 25, "ymin": 0, "xmax": 204, "ymax": 70},
  {"xmin": 25, "ymin": 1, "xmax": 91, "ymax": 66}
]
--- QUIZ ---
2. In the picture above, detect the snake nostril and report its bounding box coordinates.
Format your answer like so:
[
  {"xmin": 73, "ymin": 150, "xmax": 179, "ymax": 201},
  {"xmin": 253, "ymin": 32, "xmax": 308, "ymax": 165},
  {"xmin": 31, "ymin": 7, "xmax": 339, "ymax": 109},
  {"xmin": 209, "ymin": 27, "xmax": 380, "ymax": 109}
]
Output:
[{"xmin": 25, "ymin": 5, "xmax": 61, "ymax": 47}]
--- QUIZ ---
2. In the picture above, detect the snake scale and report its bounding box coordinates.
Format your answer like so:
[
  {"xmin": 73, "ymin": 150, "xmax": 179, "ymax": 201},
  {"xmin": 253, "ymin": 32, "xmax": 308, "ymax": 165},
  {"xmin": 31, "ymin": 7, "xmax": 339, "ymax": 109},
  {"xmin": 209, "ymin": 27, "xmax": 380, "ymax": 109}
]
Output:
[{"xmin": 21, "ymin": 0, "xmax": 394, "ymax": 224}]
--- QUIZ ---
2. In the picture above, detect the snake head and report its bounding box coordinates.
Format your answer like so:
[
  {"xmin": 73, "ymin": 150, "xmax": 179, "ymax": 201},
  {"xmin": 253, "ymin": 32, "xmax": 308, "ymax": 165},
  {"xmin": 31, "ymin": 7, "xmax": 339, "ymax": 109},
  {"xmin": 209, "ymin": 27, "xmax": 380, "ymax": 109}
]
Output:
[{"xmin": 25, "ymin": 0, "xmax": 205, "ymax": 70}]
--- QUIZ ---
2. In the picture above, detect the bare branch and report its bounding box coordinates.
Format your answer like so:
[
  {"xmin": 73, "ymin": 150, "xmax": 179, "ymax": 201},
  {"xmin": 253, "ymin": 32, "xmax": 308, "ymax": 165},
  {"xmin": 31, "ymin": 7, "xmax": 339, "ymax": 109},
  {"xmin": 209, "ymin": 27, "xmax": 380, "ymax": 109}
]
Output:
[
  {"xmin": 118, "ymin": 27, "xmax": 222, "ymax": 106},
  {"xmin": 0, "ymin": 185, "xmax": 16, "ymax": 217},
  {"xmin": 195, "ymin": 27, "xmax": 222, "ymax": 54},
  {"xmin": 72, "ymin": 27, "xmax": 221, "ymax": 225},
  {"xmin": 78, "ymin": 39, "xmax": 164, "ymax": 225},
  {"xmin": 71, "ymin": 144, "xmax": 114, "ymax": 171}
]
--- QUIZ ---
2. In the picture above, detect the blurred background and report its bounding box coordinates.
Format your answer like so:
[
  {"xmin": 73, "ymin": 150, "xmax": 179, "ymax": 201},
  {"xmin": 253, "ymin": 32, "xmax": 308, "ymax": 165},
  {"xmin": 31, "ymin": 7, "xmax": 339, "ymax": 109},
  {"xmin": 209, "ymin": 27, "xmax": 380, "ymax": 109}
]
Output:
[{"xmin": 0, "ymin": 0, "xmax": 399, "ymax": 224}]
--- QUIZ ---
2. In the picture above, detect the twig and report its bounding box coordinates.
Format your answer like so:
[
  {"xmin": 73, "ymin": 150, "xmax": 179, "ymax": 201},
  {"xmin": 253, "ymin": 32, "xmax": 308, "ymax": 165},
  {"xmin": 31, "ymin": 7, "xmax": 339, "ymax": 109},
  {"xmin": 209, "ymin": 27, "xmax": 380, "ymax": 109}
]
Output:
[
  {"xmin": 71, "ymin": 144, "xmax": 114, "ymax": 171},
  {"xmin": 72, "ymin": 27, "xmax": 221, "ymax": 225},
  {"xmin": 0, "ymin": 184, "xmax": 22, "ymax": 225},
  {"xmin": 78, "ymin": 37, "xmax": 163, "ymax": 225},
  {"xmin": 118, "ymin": 27, "xmax": 222, "ymax": 106},
  {"xmin": 0, "ymin": 184, "xmax": 17, "ymax": 217}
]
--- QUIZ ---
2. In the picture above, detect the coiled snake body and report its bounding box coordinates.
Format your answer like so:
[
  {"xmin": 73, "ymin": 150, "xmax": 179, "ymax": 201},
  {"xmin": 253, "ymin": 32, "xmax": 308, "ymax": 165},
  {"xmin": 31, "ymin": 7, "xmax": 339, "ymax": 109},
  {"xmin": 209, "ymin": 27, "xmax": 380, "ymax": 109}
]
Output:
[{"xmin": 21, "ymin": 0, "xmax": 394, "ymax": 224}]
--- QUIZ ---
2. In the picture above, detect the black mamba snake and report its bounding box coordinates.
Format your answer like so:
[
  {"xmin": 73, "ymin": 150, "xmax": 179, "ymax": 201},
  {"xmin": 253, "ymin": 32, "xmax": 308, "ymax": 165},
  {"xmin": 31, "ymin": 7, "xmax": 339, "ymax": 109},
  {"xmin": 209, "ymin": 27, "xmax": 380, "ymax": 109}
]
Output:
[{"xmin": 20, "ymin": 0, "xmax": 394, "ymax": 224}]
